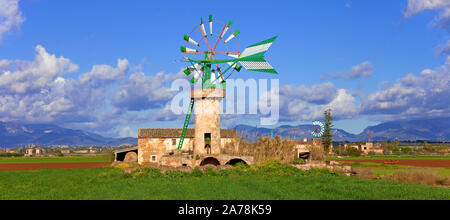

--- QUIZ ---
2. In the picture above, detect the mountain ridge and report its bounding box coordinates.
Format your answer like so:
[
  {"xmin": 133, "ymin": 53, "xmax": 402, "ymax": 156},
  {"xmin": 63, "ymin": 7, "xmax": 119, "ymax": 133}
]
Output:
[
  {"xmin": 0, "ymin": 121, "xmax": 137, "ymax": 148},
  {"xmin": 1, "ymin": 117, "xmax": 450, "ymax": 147},
  {"xmin": 232, "ymin": 117, "xmax": 450, "ymax": 142}
]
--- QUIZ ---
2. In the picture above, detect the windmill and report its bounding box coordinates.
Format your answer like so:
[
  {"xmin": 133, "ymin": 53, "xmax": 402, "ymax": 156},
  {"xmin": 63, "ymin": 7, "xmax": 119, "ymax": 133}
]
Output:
[
  {"xmin": 176, "ymin": 14, "xmax": 278, "ymax": 151},
  {"xmin": 311, "ymin": 120, "xmax": 325, "ymax": 138}
]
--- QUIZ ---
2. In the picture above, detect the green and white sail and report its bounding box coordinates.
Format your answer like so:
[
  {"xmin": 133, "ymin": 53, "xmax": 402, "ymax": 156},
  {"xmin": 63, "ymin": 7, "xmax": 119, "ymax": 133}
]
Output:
[
  {"xmin": 225, "ymin": 30, "xmax": 240, "ymax": 43},
  {"xmin": 209, "ymin": 15, "xmax": 213, "ymax": 36},
  {"xmin": 184, "ymin": 34, "xmax": 199, "ymax": 46},
  {"xmin": 200, "ymin": 18, "xmax": 207, "ymax": 36},
  {"xmin": 220, "ymin": 21, "xmax": 233, "ymax": 38},
  {"xmin": 238, "ymin": 36, "xmax": 278, "ymax": 74}
]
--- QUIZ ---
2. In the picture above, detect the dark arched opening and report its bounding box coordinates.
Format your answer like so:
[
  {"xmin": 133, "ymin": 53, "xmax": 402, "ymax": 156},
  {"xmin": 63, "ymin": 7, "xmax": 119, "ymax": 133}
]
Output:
[
  {"xmin": 200, "ymin": 157, "xmax": 220, "ymax": 166},
  {"xmin": 225, "ymin": 158, "xmax": 248, "ymax": 166},
  {"xmin": 115, "ymin": 150, "xmax": 138, "ymax": 162},
  {"xmin": 298, "ymin": 152, "xmax": 310, "ymax": 160}
]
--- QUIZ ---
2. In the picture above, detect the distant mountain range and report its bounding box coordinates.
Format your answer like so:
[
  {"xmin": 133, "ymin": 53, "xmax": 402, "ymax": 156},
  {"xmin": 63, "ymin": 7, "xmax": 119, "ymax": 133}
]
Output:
[
  {"xmin": 233, "ymin": 117, "xmax": 450, "ymax": 142},
  {"xmin": 1, "ymin": 117, "xmax": 449, "ymax": 148},
  {"xmin": 0, "ymin": 121, "xmax": 137, "ymax": 148}
]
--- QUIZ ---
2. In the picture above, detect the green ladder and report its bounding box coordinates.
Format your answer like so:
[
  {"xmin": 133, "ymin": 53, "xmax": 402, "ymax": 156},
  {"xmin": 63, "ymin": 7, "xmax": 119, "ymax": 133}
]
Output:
[{"xmin": 177, "ymin": 98, "xmax": 194, "ymax": 150}]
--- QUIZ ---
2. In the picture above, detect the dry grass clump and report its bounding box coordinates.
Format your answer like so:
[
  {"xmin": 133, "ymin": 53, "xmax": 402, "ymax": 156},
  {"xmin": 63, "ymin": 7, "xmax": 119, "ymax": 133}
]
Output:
[
  {"xmin": 352, "ymin": 167, "xmax": 375, "ymax": 179},
  {"xmin": 387, "ymin": 170, "xmax": 449, "ymax": 187},
  {"xmin": 307, "ymin": 145, "xmax": 326, "ymax": 161},
  {"xmin": 222, "ymin": 134, "xmax": 296, "ymax": 164}
]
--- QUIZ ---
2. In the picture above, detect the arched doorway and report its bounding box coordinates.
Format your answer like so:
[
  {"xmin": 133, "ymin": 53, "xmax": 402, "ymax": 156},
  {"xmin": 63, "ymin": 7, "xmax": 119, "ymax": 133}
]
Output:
[
  {"xmin": 200, "ymin": 157, "xmax": 220, "ymax": 166},
  {"xmin": 225, "ymin": 158, "xmax": 248, "ymax": 166}
]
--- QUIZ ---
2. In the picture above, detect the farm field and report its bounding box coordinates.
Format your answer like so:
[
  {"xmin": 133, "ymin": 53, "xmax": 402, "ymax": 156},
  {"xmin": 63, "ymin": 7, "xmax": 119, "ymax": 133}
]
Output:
[
  {"xmin": 0, "ymin": 155, "xmax": 107, "ymax": 164},
  {"xmin": 0, "ymin": 155, "xmax": 110, "ymax": 171},
  {"xmin": 329, "ymin": 155, "xmax": 450, "ymax": 160},
  {"xmin": 0, "ymin": 161, "xmax": 449, "ymax": 200},
  {"xmin": 335, "ymin": 159, "xmax": 450, "ymax": 168}
]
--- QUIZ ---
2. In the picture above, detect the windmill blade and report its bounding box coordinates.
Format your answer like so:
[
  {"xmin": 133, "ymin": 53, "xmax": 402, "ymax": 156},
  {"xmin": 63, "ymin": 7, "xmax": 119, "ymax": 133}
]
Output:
[
  {"xmin": 209, "ymin": 15, "xmax": 213, "ymax": 36},
  {"xmin": 180, "ymin": 46, "xmax": 198, "ymax": 53},
  {"xmin": 220, "ymin": 21, "xmax": 233, "ymax": 38},
  {"xmin": 200, "ymin": 18, "xmax": 207, "ymax": 37},
  {"xmin": 190, "ymin": 65, "xmax": 203, "ymax": 83},
  {"xmin": 227, "ymin": 52, "xmax": 239, "ymax": 58},
  {"xmin": 183, "ymin": 63, "xmax": 201, "ymax": 76},
  {"xmin": 225, "ymin": 30, "xmax": 240, "ymax": 43},
  {"xmin": 184, "ymin": 34, "xmax": 199, "ymax": 46}
]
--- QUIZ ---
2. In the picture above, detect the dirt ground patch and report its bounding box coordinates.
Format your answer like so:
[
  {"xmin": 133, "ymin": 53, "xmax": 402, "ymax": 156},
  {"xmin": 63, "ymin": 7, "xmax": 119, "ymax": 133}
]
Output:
[
  {"xmin": 336, "ymin": 159, "xmax": 450, "ymax": 168},
  {"xmin": 0, "ymin": 162, "xmax": 109, "ymax": 171}
]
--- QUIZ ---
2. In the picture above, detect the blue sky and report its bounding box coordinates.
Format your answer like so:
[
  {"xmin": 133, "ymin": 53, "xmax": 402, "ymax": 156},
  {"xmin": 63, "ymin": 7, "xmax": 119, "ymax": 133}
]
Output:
[{"xmin": 0, "ymin": 0, "xmax": 449, "ymax": 137}]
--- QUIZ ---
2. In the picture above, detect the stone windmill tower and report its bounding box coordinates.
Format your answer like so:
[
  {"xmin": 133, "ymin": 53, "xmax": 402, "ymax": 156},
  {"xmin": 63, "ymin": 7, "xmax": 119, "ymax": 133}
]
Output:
[{"xmin": 191, "ymin": 89, "xmax": 224, "ymax": 155}]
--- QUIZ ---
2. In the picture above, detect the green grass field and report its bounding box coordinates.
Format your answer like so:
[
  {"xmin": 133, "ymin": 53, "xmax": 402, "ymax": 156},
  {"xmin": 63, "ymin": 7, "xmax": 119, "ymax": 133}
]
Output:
[
  {"xmin": 0, "ymin": 161, "xmax": 448, "ymax": 200},
  {"xmin": 0, "ymin": 155, "xmax": 107, "ymax": 164}
]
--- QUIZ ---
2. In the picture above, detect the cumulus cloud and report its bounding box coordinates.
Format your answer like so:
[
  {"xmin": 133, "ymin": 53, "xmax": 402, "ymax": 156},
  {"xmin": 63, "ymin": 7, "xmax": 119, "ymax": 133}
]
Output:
[
  {"xmin": 361, "ymin": 55, "xmax": 450, "ymax": 119},
  {"xmin": 277, "ymin": 83, "xmax": 360, "ymax": 121},
  {"xmin": 119, "ymin": 126, "xmax": 137, "ymax": 138},
  {"xmin": 0, "ymin": 59, "xmax": 12, "ymax": 72},
  {"xmin": 280, "ymin": 82, "xmax": 338, "ymax": 105},
  {"xmin": 404, "ymin": 0, "xmax": 450, "ymax": 31},
  {"xmin": 0, "ymin": 45, "xmax": 79, "ymax": 94},
  {"xmin": 113, "ymin": 71, "xmax": 182, "ymax": 111},
  {"xmin": 321, "ymin": 61, "xmax": 374, "ymax": 80},
  {"xmin": 79, "ymin": 58, "xmax": 129, "ymax": 85},
  {"xmin": 0, "ymin": 0, "xmax": 24, "ymax": 42}
]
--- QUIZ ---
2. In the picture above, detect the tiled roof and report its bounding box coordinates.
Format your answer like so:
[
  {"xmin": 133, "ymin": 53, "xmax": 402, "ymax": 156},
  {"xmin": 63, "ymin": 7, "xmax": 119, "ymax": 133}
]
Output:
[{"xmin": 138, "ymin": 128, "xmax": 237, "ymax": 138}]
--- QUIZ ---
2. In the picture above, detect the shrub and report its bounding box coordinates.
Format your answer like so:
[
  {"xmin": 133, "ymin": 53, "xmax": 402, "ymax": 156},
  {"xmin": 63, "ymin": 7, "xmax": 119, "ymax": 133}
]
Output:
[
  {"xmin": 292, "ymin": 158, "xmax": 306, "ymax": 164},
  {"xmin": 113, "ymin": 163, "xmax": 134, "ymax": 171},
  {"xmin": 346, "ymin": 147, "xmax": 362, "ymax": 157},
  {"xmin": 388, "ymin": 145, "xmax": 400, "ymax": 153},
  {"xmin": 307, "ymin": 145, "xmax": 326, "ymax": 161},
  {"xmin": 0, "ymin": 153, "xmax": 24, "ymax": 157},
  {"xmin": 401, "ymin": 147, "xmax": 412, "ymax": 154},
  {"xmin": 104, "ymin": 152, "xmax": 115, "ymax": 163}
]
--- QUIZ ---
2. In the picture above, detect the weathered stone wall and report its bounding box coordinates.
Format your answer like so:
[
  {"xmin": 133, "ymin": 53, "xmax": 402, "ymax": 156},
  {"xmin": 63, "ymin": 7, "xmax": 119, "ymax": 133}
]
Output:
[{"xmin": 138, "ymin": 138, "xmax": 193, "ymax": 164}]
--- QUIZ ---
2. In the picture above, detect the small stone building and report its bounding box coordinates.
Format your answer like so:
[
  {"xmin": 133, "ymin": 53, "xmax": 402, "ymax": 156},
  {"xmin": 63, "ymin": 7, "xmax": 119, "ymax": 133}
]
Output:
[
  {"xmin": 25, "ymin": 145, "xmax": 45, "ymax": 157},
  {"xmin": 294, "ymin": 138, "xmax": 330, "ymax": 159},
  {"xmin": 137, "ymin": 128, "xmax": 248, "ymax": 167},
  {"xmin": 346, "ymin": 142, "xmax": 384, "ymax": 155}
]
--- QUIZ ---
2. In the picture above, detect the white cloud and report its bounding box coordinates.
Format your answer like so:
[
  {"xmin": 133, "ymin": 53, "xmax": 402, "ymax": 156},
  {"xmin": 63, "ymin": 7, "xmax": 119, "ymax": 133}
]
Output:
[
  {"xmin": 361, "ymin": 55, "xmax": 450, "ymax": 119},
  {"xmin": 0, "ymin": 59, "xmax": 12, "ymax": 72},
  {"xmin": 119, "ymin": 126, "xmax": 137, "ymax": 138},
  {"xmin": 404, "ymin": 0, "xmax": 450, "ymax": 31},
  {"xmin": 79, "ymin": 58, "xmax": 129, "ymax": 85},
  {"xmin": 0, "ymin": 45, "xmax": 79, "ymax": 95},
  {"xmin": 321, "ymin": 61, "xmax": 374, "ymax": 80},
  {"xmin": 277, "ymin": 83, "xmax": 360, "ymax": 121},
  {"xmin": 0, "ymin": 45, "xmax": 133, "ymax": 136},
  {"xmin": 113, "ymin": 71, "xmax": 182, "ymax": 111},
  {"xmin": 0, "ymin": 0, "xmax": 24, "ymax": 42}
]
